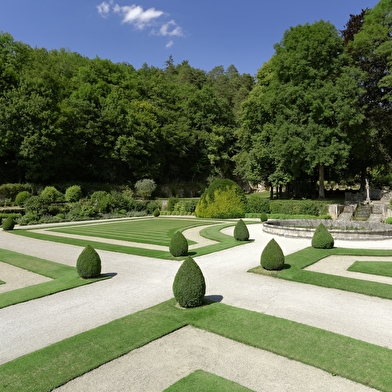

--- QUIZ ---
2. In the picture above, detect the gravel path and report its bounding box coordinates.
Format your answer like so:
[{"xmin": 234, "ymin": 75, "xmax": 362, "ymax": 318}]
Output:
[{"xmin": 1, "ymin": 221, "xmax": 392, "ymax": 391}]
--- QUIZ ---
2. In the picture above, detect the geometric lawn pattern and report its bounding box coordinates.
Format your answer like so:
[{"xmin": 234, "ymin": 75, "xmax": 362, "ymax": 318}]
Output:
[{"xmin": 54, "ymin": 326, "xmax": 372, "ymax": 392}]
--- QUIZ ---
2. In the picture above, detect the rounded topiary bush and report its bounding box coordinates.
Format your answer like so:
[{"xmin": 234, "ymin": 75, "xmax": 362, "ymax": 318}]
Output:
[
  {"xmin": 170, "ymin": 231, "xmax": 188, "ymax": 257},
  {"xmin": 195, "ymin": 179, "xmax": 247, "ymax": 219},
  {"xmin": 15, "ymin": 191, "xmax": 32, "ymax": 207},
  {"xmin": 260, "ymin": 212, "xmax": 268, "ymax": 222},
  {"xmin": 311, "ymin": 223, "xmax": 334, "ymax": 249},
  {"xmin": 234, "ymin": 219, "xmax": 249, "ymax": 241},
  {"xmin": 76, "ymin": 245, "xmax": 102, "ymax": 279},
  {"xmin": 65, "ymin": 185, "xmax": 82, "ymax": 202},
  {"xmin": 173, "ymin": 256, "xmax": 206, "ymax": 308},
  {"xmin": 2, "ymin": 216, "xmax": 15, "ymax": 231},
  {"xmin": 260, "ymin": 239, "xmax": 285, "ymax": 270},
  {"xmin": 153, "ymin": 208, "xmax": 160, "ymax": 217}
]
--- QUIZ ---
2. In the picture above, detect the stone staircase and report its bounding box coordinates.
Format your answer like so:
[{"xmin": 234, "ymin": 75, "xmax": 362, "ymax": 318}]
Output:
[{"xmin": 337, "ymin": 204, "xmax": 355, "ymax": 221}]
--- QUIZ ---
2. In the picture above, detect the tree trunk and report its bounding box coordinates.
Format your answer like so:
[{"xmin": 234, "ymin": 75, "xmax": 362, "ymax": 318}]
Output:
[{"xmin": 318, "ymin": 164, "xmax": 325, "ymax": 199}]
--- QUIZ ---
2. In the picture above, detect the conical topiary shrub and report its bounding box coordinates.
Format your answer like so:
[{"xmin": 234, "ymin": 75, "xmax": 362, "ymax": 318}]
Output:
[
  {"xmin": 234, "ymin": 219, "xmax": 249, "ymax": 241},
  {"xmin": 76, "ymin": 245, "xmax": 102, "ymax": 279},
  {"xmin": 311, "ymin": 223, "xmax": 334, "ymax": 249},
  {"xmin": 2, "ymin": 216, "xmax": 15, "ymax": 231},
  {"xmin": 260, "ymin": 238, "xmax": 285, "ymax": 270},
  {"xmin": 173, "ymin": 256, "xmax": 206, "ymax": 308},
  {"xmin": 169, "ymin": 231, "xmax": 188, "ymax": 257},
  {"xmin": 260, "ymin": 212, "xmax": 268, "ymax": 222}
]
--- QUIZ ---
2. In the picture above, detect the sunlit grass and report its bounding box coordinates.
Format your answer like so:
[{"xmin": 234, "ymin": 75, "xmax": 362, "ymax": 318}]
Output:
[
  {"xmin": 0, "ymin": 248, "xmax": 109, "ymax": 309},
  {"xmin": 0, "ymin": 300, "xmax": 390, "ymax": 391},
  {"xmin": 11, "ymin": 217, "xmax": 252, "ymax": 260},
  {"xmin": 249, "ymin": 247, "xmax": 392, "ymax": 299}
]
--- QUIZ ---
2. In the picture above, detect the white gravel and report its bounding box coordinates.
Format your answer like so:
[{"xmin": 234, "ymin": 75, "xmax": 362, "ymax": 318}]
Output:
[{"xmin": 1, "ymin": 221, "xmax": 391, "ymax": 391}]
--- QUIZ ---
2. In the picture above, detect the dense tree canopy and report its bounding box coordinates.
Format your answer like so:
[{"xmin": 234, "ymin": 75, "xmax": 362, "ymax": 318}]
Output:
[
  {"xmin": 0, "ymin": 37, "xmax": 253, "ymax": 185},
  {"xmin": 0, "ymin": 0, "xmax": 391, "ymax": 198}
]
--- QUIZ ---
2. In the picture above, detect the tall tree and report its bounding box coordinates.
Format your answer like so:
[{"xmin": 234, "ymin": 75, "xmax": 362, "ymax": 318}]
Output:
[{"xmin": 238, "ymin": 21, "xmax": 364, "ymax": 198}]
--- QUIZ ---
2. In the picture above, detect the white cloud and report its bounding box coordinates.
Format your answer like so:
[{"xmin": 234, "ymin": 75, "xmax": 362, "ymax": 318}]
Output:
[
  {"xmin": 97, "ymin": 1, "xmax": 111, "ymax": 17},
  {"xmin": 96, "ymin": 3, "xmax": 185, "ymax": 47},
  {"xmin": 113, "ymin": 4, "xmax": 163, "ymax": 30},
  {"xmin": 159, "ymin": 20, "xmax": 183, "ymax": 37}
]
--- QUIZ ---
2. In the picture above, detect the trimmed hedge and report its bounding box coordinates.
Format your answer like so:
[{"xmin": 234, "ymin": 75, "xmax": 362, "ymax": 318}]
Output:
[
  {"xmin": 269, "ymin": 200, "xmax": 328, "ymax": 216},
  {"xmin": 246, "ymin": 195, "xmax": 270, "ymax": 213},
  {"xmin": 172, "ymin": 256, "xmax": 206, "ymax": 308},
  {"xmin": 311, "ymin": 223, "xmax": 334, "ymax": 249},
  {"xmin": 169, "ymin": 231, "xmax": 188, "ymax": 257},
  {"xmin": 260, "ymin": 239, "xmax": 285, "ymax": 270},
  {"xmin": 76, "ymin": 245, "xmax": 102, "ymax": 279},
  {"xmin": 195, "ymin": 179, "xmax": 247, "ymax": 219},
  {"xmin": 233, "ymin": 219, "xmax": 249, "ymax": 241},
  {"xmin": 2, "ymin": 216, "xmax": 15, "ymax": 231}
]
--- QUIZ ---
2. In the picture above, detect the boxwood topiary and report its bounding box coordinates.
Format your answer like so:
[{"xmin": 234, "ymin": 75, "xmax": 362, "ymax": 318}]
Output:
[
  {"xmin": 260, "ymin": 239, "xmax": 285, "ymax": 270},
  {"xmin": 169, "ymin": 231, "xmax": 188, "ymax": 257},
  {"xmin": 312, "ymin": 223, "xmax": 334, "ymax": 249},
  {"xmin": 233, "ymin": 219, "xmax": 249, "ymax": 241},
  {"xmin": 76, "ymin": 245, "xmax": 102, "ymax": 279},
  {"xmin": 15, "ymin": 191, "xmax": 32, "ymax": 207},
  {"xmin": 2, "ymin": 216, "xmax": 15, "ymax": 231},
  {"xmin": 260, "ymin": 212, "xmax": 268, "ymax": 222},
  {"xmin": 195, "ymin": 179, "xmax": 247, "ymax": 219},
  {"xmin": 172, "ymin": 256, "xmax": 206, "ymax": 308},
  {"xmin": 153, "ymin": 208, "xmax": 160, "ymax": 217}
]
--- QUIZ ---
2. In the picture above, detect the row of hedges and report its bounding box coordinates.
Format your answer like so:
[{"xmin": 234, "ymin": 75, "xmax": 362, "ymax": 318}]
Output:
[{"xmin": 246, "ymin": 195, "xmax": 329, "ymax": 216}]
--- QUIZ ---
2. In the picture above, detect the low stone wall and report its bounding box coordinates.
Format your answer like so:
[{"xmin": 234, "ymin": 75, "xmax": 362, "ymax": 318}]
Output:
[{"xmin": 263, "ymin": 219, "xmax": 392, "ymax": 241}]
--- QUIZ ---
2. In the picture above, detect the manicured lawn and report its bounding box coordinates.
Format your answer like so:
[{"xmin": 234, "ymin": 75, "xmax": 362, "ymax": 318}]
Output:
[
  {"xmin": 249, "ymin": 247, "xmax": 392, "ymax": 300},
  {"xmin": 163, "ymin": 370, "xmax": 254, "ymax": 392},
  {"xmin": 348, "ymin": 260, "xmax": 392, "ymax": 278},
  {"xmin": 11, "ymin": 217, "xmax": 253, "ymax": 260},
  {"xmin": 0, "ymin": 248, "xmax": 109, "ymax": 309},
  {"xmin": 0, "ymin": 299, "xmax": 390, "ymax": 391}
]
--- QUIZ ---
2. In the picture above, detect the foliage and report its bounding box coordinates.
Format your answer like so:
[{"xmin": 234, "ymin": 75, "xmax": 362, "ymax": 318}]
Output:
[
  {"xmin": 76, "ymin": 245, "xmax": 102, "ymax": 279},
  {"xmin": 260, "ymin": 212, "xmax": 268, "ymax": 222},
  {"xmin": 172, "ymin": 256, "xmax": 206, "ymax": 308},
  {"xmin": 172, "ymin": 200, "xmax": 197, "ymax": 214},
  {"xmin": 167, "ymin": 197, "xmax": 179, "ymax": 212},
  {"xmin": 15, "ymin": 191, "xmax": 31, "ymax": 206},
  {"xmin": 233, "ymin": 219, "xmax": 249, "ymax": 241},
  {"xmin": 2, "ymin": 216, "xmax": 15, "ymax": 230},
  {"xmin": 169, "ymin": 231, "xmax": 188, "ymax": 257},
  {"xmin": 269, "ymin": 200, "xmax": 327, "ymax": 216},
  {"xmin": 195, "ymin": 179, "xmax": 247, "ymax": 218},
  {"xmin": 153, "ymin": 208, "xmax": 160, "ymax": 217},
  {"xmin": 385, "ymin": 217, "xmax": 392, "ymax": 224},
  {"xmin": 236, "ymin": 20, "xmax": 364, "ymax": 198},
  {"xmin": 40, "ymin": 186, "xmax": 64, "ymax": 204},
  {"xmin": 311, "ymin": 223, "xmax": 334, "ymax": 249},
  {"xmin": 246, "ymin": 194, "xmax": 270, "ymax": 213},
  {"xmin": 65, "ymin": 185, "xmax": 82, "ymax": 202},
  {"xmin": 134, "ymin": 179, "xmax": 157, "ymax": 199},
  {"xmin": 0, "ymin": 183, "xmax": 31, "ymax": 201},
  {"xmin": 260, "ymin": 239, "xmax": 285, "ymax": 270}
]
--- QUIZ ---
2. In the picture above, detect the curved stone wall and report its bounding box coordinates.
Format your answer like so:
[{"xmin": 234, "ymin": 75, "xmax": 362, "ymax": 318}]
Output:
[{"xmin": 262, "ymin": 219, "xmax": 392, "ymax": 241}]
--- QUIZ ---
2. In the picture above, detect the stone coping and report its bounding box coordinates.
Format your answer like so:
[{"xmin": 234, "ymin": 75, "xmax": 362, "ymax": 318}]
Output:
[{"xmin": 263, "ymin": 219, "xmax": 392, "ymax": 240}]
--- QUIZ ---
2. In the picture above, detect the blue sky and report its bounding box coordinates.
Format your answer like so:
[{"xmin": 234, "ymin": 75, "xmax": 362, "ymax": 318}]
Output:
[{"xmin": 0, "ymin": 0, "xmax": 380, "ymax": 76}]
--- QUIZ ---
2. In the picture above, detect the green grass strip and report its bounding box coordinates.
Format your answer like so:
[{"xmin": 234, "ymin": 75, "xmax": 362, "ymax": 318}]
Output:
[
  {"xmin": 0, "ymin": 248, "xmax": 109, "ymax": 309},
  {"xmin": 1, "ymin": 300, "xmax": 391, "ymax": 391},
  {"xmin": 249, "ymin": 247, "xmax": 392, "ymax": 300},
  {"xmin": 163, "ymin": 370, "xmax": 254, "ymax": 392},
  {"xmin": 348, "ymin": 261, "xmax": 392, "ymax": 278}
]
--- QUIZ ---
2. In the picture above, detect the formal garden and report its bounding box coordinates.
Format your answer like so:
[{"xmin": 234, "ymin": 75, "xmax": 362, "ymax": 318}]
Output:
[
  {"xmin": 2, "ymin": 0, "xmax": 392, "ymax": 388},
  {"xmin": 2, "ymin": 202, "xmax": 392, "ymax": 389}
]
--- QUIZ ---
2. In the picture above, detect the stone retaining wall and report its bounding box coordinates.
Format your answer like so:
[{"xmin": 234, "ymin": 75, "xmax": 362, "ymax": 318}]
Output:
[{"xmin": 263, "ymin": 219, "xmax": 392, "ymax": 240}]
